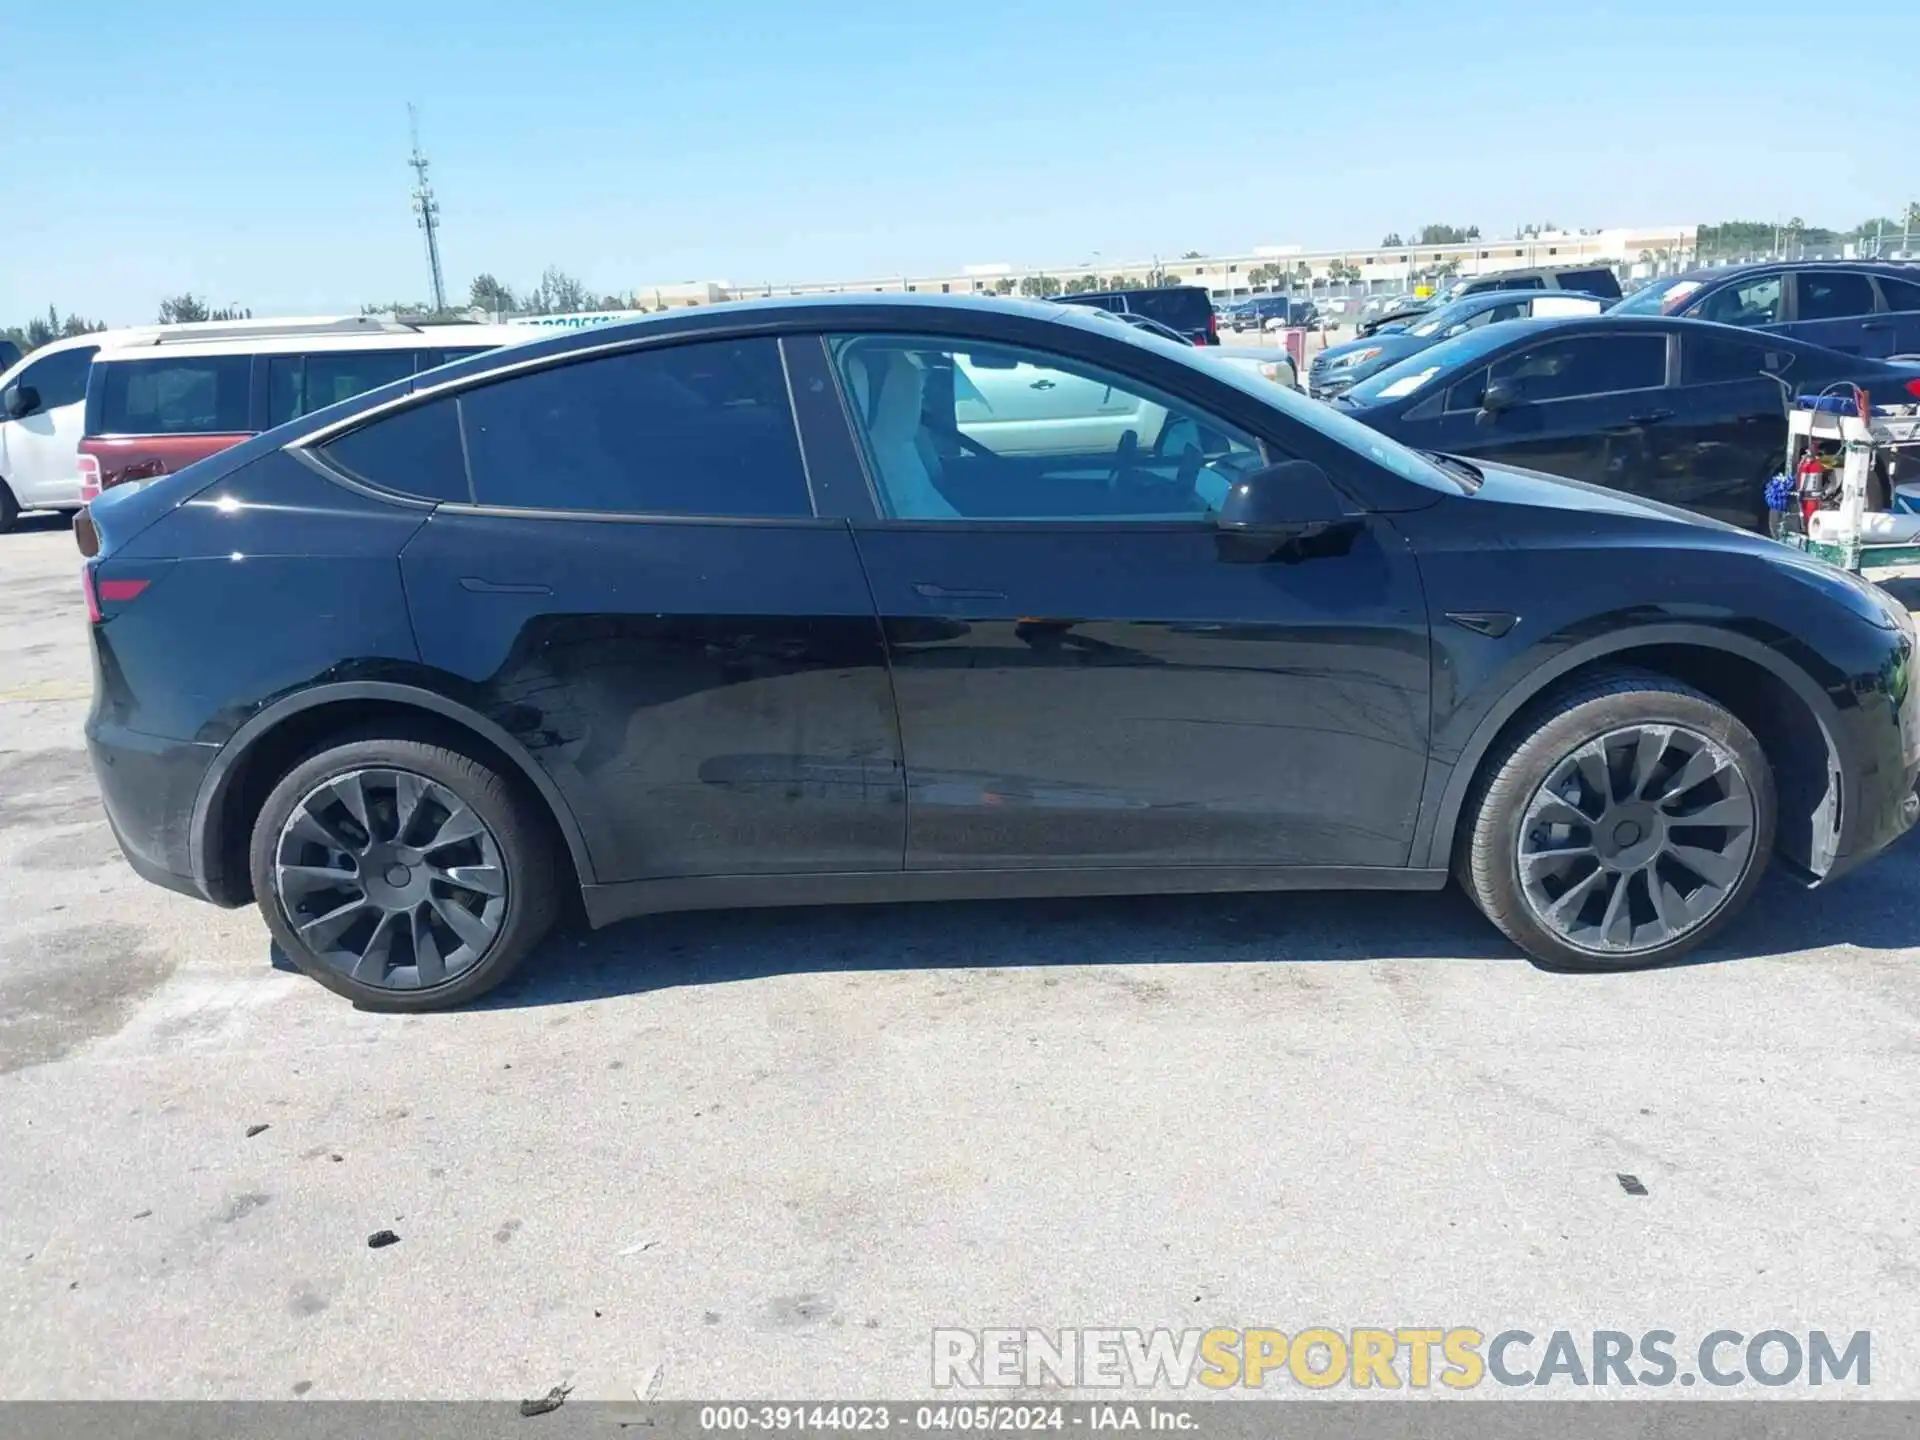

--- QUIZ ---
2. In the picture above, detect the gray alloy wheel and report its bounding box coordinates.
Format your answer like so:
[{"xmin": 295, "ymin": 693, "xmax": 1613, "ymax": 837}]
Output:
[
  {"xmin": 273, "ymin": 767, "xmax": 508, "ymax": 991},
  {"xmin": 1515, "ymin": 723, "xmax": 1758, "ymax": 955}
]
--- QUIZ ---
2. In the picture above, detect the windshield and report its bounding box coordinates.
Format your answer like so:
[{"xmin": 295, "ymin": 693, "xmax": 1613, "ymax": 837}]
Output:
[
  {"xmin": 1338, "ymin": 320, "xmax": 1533, "ymax": 405},
  {"xmin": 1163, "ymin": 333, "xmax": 1460, "ymax": 493},
  {"xmin": 1404, "ymin": 296, "xmax": 1495, "ymax": 338},
  {"xmin": 1612, "ymin": 277, "xmax": 1703, "ymax": 316}
]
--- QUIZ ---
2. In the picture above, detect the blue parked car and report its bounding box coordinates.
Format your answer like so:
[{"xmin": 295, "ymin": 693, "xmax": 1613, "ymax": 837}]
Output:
[
  {"xmin": 1306, "ymin": 289, "xmax": 1605, "ymax": 397},
  {"xmin": 1612, "ymin": 261, "xmax": 1920, "ymax": 360}
]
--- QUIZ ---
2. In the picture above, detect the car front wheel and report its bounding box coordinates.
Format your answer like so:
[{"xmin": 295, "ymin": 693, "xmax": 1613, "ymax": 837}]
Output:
[
  {"xmin": 249, "ymin": 734, "xmax": 560, "ymax": 1010},
  {"xmin": 1458, "ymin": 669, "xmax": 1776, "ymax": 970}
]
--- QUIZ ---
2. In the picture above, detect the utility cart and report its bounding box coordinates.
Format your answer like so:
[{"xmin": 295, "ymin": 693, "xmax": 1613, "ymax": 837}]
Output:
[{"xmin": 1770, "ymin": 389, "xmax": 1920, "ymax": 572}]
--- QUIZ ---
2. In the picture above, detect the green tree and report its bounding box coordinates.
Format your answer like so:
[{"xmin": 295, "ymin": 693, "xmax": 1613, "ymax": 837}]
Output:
[
  {"xmin": 158, "ymin": 294, "xmax": 249, "ymax": 324},
  {"xmin": 1380, "ymin": 232, "xmax": 1404, "ymax": 248},
  {"xmin": 1018, "ymin": 273, "xmax": 1062, "ymax": 298},
  {"xmin": 1062, "ymin": 274, "xmax": 1101, "ymax": 295},
  {"xmin": 1180, "ymin": 250, "xmax": 1203, "ymax": 259},
  {"xmin": 468, "ymin": 273, "xmax": 516, "ymax": 314},
  {"xmin": 523, "ymin": 266, "xmax": 590, "ymax": 315},
  {"xmin": 992, "ymin": 277, "xmax": 1015, "ymax": 295},
  {"xmin": 1416, "ymin": 223, "xmax": 1480, "ymax": 245}
]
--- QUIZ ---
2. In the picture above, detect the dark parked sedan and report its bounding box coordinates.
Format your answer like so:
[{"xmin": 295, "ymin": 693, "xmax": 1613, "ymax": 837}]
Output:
[
  {"xmin": 1333, "ymin": 313, "xmax": 1920, "ymax": 529},
  {"xmin": 1309, "ymin": 289, "xmax": 1605, "ymax": 398},
  {"xmin": 1613, "ymin": 261, "xmax": 1920, "ymax": 358},
  {"xmin": 80, "ymin": 296, "xmax": 1920, "ymax": 1009}
]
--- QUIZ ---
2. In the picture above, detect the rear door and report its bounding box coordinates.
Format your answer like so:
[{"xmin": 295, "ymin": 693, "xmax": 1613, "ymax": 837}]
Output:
[
  {"xmin": 379, "ymin": 335, "xmax": 904, "ymax": 886},
  {"xmin": 1653, "ymin": 331, "xmax": 1791, "ymax": 529},
  {"xmin": 266, "ymin": 348, "xmax": 423, "ymax": 428},
  {"xmin": 1691, "ymin": 270, "xmax": 1786, "ymax": 332},
  {"xmin": 0, "ymin": 343, "xmax": 97, "ymax": 508},
  {"xmin": 1428, "ymin": 331, "xmax": 1671, "ymax": 490},
  {"xmin": 1786, "ymin": 270, "xmax": 1885, "ymax": 357}
]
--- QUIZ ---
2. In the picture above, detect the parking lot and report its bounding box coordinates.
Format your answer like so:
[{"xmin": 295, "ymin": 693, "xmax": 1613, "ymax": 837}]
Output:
[{"xmin": 4, "ymin": 513, "xmax": 1920, "ymax": 1399}]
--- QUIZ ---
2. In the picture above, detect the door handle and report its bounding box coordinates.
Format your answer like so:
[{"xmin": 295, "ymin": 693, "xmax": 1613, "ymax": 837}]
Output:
[
  {"xmin": 913, "ymin": 582, "xmax": 1005, "ymax": 600},
  {"xmin": 1626, "ymin": 409, "xmax": 1674, "ymax": 425},
  {"xmin": 460, "ymin": 577, "xmax": 553, "ymax": 595},
  {"xmin": 1861, "ymin": 321, "xmax": 1892, "ymax": 331},
  {"xmin": 1029, "ymin": 379, "xmax": 1056, "ymax": 390}
]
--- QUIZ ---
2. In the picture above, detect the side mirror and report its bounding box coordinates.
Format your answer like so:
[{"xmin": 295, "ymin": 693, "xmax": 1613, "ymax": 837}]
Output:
[
  {"xmin": 1479, "ymin": 379, "xmax": 1518, "ymax": 416},
  {"xmin": 1215, "ymin": 460, "xmax": 1353, "ymax": 564},
  {"xmin": 3, "ymin": 384, "xmax": 39, "ymax": 419}
]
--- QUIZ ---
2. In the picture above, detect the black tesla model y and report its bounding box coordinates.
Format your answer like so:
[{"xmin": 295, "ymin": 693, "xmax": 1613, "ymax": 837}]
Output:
[{"xmin": 78, "ymin": 296, "xmax": 1920, "ymax": 1009}]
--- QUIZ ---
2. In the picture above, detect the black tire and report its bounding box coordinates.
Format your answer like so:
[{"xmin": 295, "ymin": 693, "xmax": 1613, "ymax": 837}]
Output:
[
  {"xmin": 0, "ymin": 481, "xmax": 18, "ymax": 534},
  {"xmin": 249, "ymin": 732, "xmax": 560, "ymax": 1011},
  {"xmin": 1456, "ymin": 667, "xmax": 1776, "ymax": 971}
]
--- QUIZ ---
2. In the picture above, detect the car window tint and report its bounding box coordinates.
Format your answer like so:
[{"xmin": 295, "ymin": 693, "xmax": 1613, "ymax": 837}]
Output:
[
  {"xmin": 1683, "ymin": 335, "xmax": 1787, "ymax": 385},
  {"xmin": 1499, "ymin": 275, "xmax": 1544, "ymax": 290},
  {"xmin": 318, "ymin": 396, "xmax": 471, "ymax": 503},
  {"xmin": 9, "ymin": 345, "xmax": 96, "ymax": 412},
  {"xmin": 97, "ymin": 355, "xmax": 251, "ymax": 434},
  {"xmin": 1796, "ymin": 271, "xmax": 1877, "ymax": 322},
  {"xmin": 267, "ymin": 350, "xmax": 420, "ymax": 428},
  {"xmin": 1559, "ymin": 269, "xmax": 1621, "ymax": 297},
  {"xmin": 1697, "ymin": 274, "xmax": 1783, "ymax": 327},
  {"xmin": 1491, "ymin": 334, "xmax": 1666, "ymax": 401},
  {"xmin": 1879, "ymin": 276, "xmax": 1920, "ymax": 313},
  {"xmin": 461, "ymin": 338, "xmax": 810, "ymax": 517},
  {"xmin": 829, "ymin": 334, "xmax": 1264, "ymax": 522},
  {"xmin": 1445, "ymin": 368, "xmax": 1488, "ymax": 412}
]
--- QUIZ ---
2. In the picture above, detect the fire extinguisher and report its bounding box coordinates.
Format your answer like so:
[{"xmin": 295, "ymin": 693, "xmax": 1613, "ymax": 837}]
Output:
[{"xmin": 1797, "ymin": 453, "xmax": 1825, "ymax": 524}]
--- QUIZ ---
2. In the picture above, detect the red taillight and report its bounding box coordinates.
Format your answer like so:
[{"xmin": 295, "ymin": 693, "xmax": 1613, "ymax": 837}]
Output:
[
  {"xmin": 1207, "ymin": 312, "xmax": 1219, "ymax": 343},
  {"xmin": 77, "ymin": 453, "xmax": 102, "ymax": 503},
  {"xmin": 1906, "ymin": 378, "xmax": 1920, "ymax": 400},
  {"xmin": 84, "ymin": 568, "xmax": 148, "ymax": 623}
]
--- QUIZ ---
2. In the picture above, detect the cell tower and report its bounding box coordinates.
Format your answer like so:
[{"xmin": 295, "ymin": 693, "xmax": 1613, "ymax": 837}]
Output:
[{"xmin": 408, "ymin": 103, "xmax": 448, "ymax": 313}]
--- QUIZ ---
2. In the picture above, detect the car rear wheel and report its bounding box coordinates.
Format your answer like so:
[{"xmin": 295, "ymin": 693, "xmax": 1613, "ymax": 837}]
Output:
[
  {"xmin": 1457, "ymin": 669, "xmax": 1775, "ymax": 971},
  {"xmin": 249, "ymin": 735, "xmax": 559, "ymax": 1010}
]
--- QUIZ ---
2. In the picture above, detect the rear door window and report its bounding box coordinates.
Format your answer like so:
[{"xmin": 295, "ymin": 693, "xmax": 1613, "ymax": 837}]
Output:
[
  {"xmin": 317, "ymin": 397, "xmax": 471, "ymax": 503},
  {"xmin": 1131, "ymin": 288, "xmax": 1214, "ymax": 335},
  {"xmin": 96, "ymin": 355, "xmax": 252, "ymax": 434},
  {"xmin": 1795, "ymin": 271, "xmax": 1878, "ymax": 322},
  {"xmin": 267, "ymin": 349, "xmax": 420, "ymax": 427},
  {"xmin": 1698, "ymin": 274, "xmax": 1784, "ymax": 327},
  {"xmin": 1878, "ymin": 276, "xmax": 1920, "ymax": 313},
  {"xmin": 459, "ymin": 337, "xmax": 812, "ymax": 517},
  {"xmin": 1682, "ymin": 335, "xmax": 1788, "ymax": 385},
  {"xmin": 1557, "ymin": 268, "xmax": 1622, "ymax": 298},
  {"xmin": 1490, "ymin": 334, "xmax": 1667, "ymax": 401}
]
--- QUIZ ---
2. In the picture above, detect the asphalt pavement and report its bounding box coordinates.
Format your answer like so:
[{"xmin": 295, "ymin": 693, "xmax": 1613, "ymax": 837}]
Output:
[{"xmin": 3, "ymin": 515, "xmax": 1919, "ymax": 1400}]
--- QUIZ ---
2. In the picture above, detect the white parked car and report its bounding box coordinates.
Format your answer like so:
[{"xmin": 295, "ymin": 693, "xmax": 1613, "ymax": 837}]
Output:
[
  {"xmin": 1202, "ymin": 346, "xmax": 1299, "ymax": 390},
  {"xmin": 0, "ymin": 332, "xmax": 113, "ymax": 529}
]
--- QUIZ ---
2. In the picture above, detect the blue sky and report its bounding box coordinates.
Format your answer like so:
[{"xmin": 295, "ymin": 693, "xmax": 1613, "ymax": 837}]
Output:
[{"xmin": 3, "ymin": 0, "xmax": 1912, "ymax": 324}]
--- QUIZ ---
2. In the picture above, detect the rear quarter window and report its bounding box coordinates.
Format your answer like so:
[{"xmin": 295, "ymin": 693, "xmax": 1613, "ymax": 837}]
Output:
[
  {"xmin": 96, "ymin": 355, "xmax": 251, "ymax": 435},
  {"xmin": 1130, "ymin": 289, "xmax": 1213, "ymax": 334},
  {"xmin": 1559, "ymin": 268, "xmax": 1622, "ymax": 298}
]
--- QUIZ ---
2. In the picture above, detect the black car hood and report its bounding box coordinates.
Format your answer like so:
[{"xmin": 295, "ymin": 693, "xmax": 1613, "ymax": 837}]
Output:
[{"xmin": 1453, "ymin": 455, "xmax": 1761, "ymax": 538}]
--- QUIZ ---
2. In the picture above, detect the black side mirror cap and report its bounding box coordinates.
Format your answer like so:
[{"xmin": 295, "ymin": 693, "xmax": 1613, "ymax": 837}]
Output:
[
  {"xmin": 1479, "ymin": 379, "xmax": 1517, "ymax": 415},
  {"xmin": 1215, "ymin": 460, "xmax": 1354, "ymax": 563}
]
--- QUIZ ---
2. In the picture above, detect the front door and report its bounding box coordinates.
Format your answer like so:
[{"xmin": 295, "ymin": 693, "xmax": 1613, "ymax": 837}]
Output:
[
  {"xmin": 820, "ymin": 332, "xmax": 1432, "ymax": 873},
  {"xmin": 0, "ymin": 344, "xmax": 96, "ymax": 508}
]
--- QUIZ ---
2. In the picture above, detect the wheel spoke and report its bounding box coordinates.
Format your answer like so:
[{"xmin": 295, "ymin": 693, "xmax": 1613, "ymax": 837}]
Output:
[
  {"xmin": 425, "ymin": 804, "xmax": 487, "ymax": 851},
  {"xmin": 432, "ymin": 893, "xmax": 495, "ymax": 954},
  {"xmin": 1570, "ymin": 742, "xmax": 1613, "ymax": 811},
  {"xmin": 351, "ymin": 910, "xmax": 403, "ymax": 982},
  {"xmin": 435, "ymin": 863, "xmax": 505, "ymax": 897},
  {"xmin": 277, "ymin": 862, "xmax": 358, "ymax": 897},
  {"xmin": 326, "ymin": 772, "xmax": 376, "ymax": 843},
  {"xmin": 1622, "ymin": 726, "xmax": 1672, "ymax": 801},
  {"xmin": 1647, "ymin": 869, "xmax": 1684, "ymax": 937},
  {"xmin": 1666, "ymin": 793, "xmax": 1754, "ymax": 829},
  {"xmin": 1600, "ymin": 871, "xmax": 1634, "ymax": 945},
  {"xmin": 392, "ymin": 771, "xmax": 428, "ymax": 847},
  {"xmin": 285, "ymin": 806, "xmax": 358, "ymax": 856},
  {"xmin": 1523, "ymin": 793, "xmax": 1591, "ymax": 832},
  {"xmin": 1655, "ymin": 744, "xmax": 1724, "ymax": 803},
  {"xmin": 299, "ymin": 895, "xmax": 369, "ymax": 949},
  {"xmin": 412, "ymin": 907, "xmax": 447, "ymax": 986},
  {"xmin": 1546, "ymin": 867, "xmax": 1607, "ymax": 923},
  {"xmin": 1666, "ymin": 840, "xmax": 1742, "ymax": 889}
]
